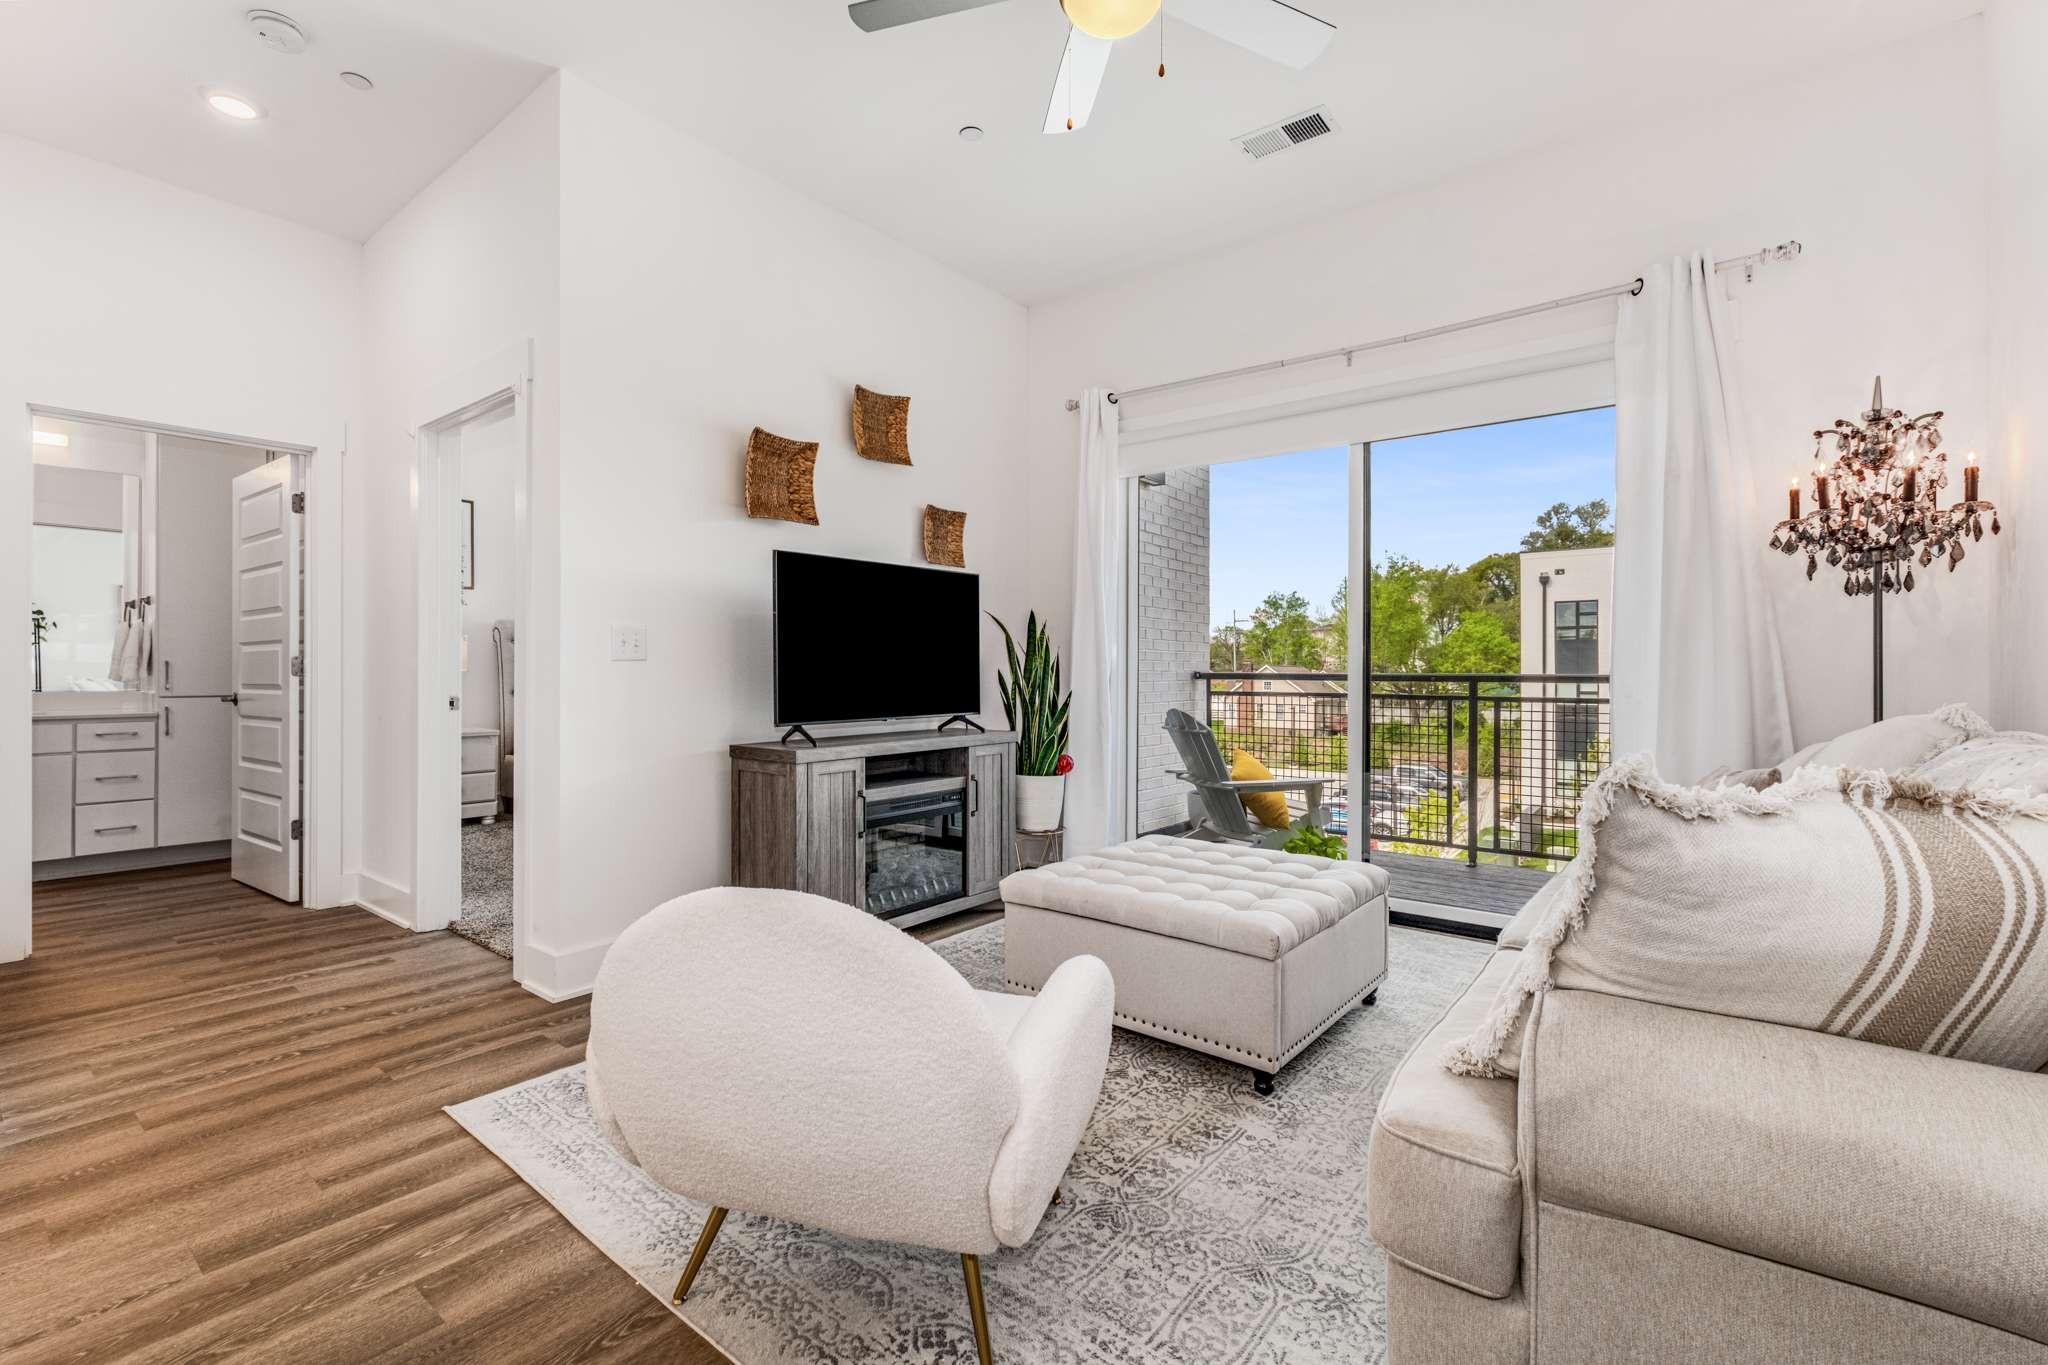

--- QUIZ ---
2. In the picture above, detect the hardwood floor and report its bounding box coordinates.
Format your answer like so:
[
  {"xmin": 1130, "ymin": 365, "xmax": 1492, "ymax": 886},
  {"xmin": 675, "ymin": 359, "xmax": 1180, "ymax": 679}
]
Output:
[{"xmin": 1, "ymin": 863, "xmax": 996, "ymax": 1363}]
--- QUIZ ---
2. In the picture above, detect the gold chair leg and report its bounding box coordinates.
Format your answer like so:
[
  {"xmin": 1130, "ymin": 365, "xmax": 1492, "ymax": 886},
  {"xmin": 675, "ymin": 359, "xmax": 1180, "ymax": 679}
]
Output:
[
  {"xmin": 960, "ymin": 1253, "xmax": 994, "ymax": 1365},
  {"xmin": 671, "ymin": 1206, "xmax": 728, "ymax": 1305},
  {"xmin": 1050, "ymin": 1187, "xmax": 1063, "ymax": 1206}
]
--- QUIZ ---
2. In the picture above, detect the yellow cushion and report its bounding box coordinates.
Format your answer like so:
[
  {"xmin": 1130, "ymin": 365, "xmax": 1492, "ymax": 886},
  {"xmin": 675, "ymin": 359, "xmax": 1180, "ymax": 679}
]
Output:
[{"xmin": 1229, "ymin": 748, "xmax": 1292, "ymax": 830}]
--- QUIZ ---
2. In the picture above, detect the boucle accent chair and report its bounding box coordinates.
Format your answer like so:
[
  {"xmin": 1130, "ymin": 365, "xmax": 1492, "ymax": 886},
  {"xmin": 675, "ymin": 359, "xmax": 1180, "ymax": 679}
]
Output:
[
  {"xmin": 1000, "ymin": 835, "xmax": 1388, "ymax": 1094},
  {"xmin": 584, "ymin": 887, "xmax": 1114, "ymax": 1365}
]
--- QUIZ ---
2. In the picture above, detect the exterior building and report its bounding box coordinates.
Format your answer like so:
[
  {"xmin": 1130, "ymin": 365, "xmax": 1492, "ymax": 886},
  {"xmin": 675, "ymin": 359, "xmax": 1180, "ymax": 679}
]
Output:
[
  {"xmin": 1136, "ymin": 467, "xmax": 1211, "ymax": 834},
  {"xmin": 1517, "ymin": 545, "xmax": 1615, "ymax": 681},
  {"xmin": 1517, "ymin": 545, "xmax": 1614, "ymax": 809}
]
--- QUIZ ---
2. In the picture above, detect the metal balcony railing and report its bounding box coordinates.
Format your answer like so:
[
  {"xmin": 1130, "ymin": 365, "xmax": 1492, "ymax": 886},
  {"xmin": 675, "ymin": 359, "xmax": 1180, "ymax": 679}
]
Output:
[{"xmin": 1195, "ymin": 671, "xmax": 1611, "ymax": 867}]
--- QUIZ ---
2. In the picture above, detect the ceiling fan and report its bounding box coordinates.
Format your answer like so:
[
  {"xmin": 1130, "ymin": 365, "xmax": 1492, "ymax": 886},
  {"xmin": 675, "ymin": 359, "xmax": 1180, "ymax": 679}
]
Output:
[{"xmin": 846, "ymin": 0, "xmax": 1336, "ymax": 134}]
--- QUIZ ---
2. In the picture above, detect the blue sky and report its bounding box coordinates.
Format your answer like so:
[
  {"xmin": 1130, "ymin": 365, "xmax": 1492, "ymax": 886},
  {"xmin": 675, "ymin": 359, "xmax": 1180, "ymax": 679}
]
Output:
[{"xmin": 1205, "ymin": 407, "xmax": 1616, "ymax": 630}]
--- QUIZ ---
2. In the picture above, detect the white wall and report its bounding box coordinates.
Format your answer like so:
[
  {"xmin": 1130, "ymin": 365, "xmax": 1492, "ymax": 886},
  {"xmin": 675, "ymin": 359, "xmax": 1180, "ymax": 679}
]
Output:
[
  {"xmin": 1986, "ymin": 0, "xmax": 2047, "ymax": 732},
  {"xmin": 356, "ymin": 76, "xmax": 561, "ymax": 935},
  {"xmin": 0, "ymin": 131, "xmax": 360, "ymax": 962},
  {"xmin": 1026, "ymin": 17, "xmax": 1994, "ymax": 757},
  {"xmin": 542, "ymin": 74, "xmax": 1035, "ymax": 991}
]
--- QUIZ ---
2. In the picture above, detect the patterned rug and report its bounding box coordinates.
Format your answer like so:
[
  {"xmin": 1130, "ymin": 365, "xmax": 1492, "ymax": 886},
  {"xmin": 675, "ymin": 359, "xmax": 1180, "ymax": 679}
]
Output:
[
  {"xmin": 447, "ymin": 921, "xmax": 1491, "ymax": 1364},
  {"xmin": 450, "ymin": 817, "xmax": 514, "ymax": 958}
]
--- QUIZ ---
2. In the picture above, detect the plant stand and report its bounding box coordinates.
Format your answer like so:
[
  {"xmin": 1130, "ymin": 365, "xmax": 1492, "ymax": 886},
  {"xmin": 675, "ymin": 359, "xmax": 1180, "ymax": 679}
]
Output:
[{"xmin": 1013, "ymin": 828, "xmax": 1064, "ymax": 870}]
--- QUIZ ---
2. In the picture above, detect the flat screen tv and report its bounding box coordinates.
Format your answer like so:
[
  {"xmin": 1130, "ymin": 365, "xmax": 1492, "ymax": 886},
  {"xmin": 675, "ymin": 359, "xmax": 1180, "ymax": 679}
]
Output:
[{"xmin": 774, "ymin": 551, "xmax": 980, "ymax": 726}]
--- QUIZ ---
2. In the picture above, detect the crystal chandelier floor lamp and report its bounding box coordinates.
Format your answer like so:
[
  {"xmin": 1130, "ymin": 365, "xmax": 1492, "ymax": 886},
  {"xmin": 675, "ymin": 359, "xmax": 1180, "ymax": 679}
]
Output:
[{"xmin": 1769, "ymin": 377, "xmax": 2001, "ymax": 723}]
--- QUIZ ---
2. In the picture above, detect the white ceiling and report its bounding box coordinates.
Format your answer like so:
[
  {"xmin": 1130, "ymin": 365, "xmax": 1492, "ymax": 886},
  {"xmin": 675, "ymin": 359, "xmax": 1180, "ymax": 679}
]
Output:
[
  {"xmin": 0, "ymin": 1, "xmax": 1980, "ymax": 299},
  {"xmin": 0, "ymin": 0, "xmax": 550, "ymax": 241}
]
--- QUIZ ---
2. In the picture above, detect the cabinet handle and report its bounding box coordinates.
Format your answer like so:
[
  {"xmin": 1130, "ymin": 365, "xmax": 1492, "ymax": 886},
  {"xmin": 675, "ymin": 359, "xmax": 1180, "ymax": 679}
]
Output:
[
  {"xmin": 163, "ymin": 706, "xmax": 173, "ymax": 739},
  {"xmin": 94, "ymin": 824, "xmax": 139, "ymax": 835},
  {"xmin": 855, "ymin": 789, "xmax": 865, "ymax": 836},
  {"xmin": 163, "ymin": 660, "xmax": 172, "ymax": 691},
  {"xmin": 970, "ymin": 774, "xmax": 980, "ymax": 817},
  {"xmin": 95, "ymin": 730, "xmax": 140, "ymax": 738},
  {"xmin": 93, "ymin": 775, "xmax": 141, "ymax": 783}
]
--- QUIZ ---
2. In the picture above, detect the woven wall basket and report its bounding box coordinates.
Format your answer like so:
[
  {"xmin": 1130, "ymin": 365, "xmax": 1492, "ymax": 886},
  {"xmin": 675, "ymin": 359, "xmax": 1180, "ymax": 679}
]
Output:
[
  {"xmin": 851, "ymin": 385, "xmax": 913, "ymax": 465},
  {"xmin": 744, "ymin": 427, "xmax": 820, "ymax": 525},
  {"xmin": 923, "ymin": 505, "xmax": 967, "ymax": 567}
]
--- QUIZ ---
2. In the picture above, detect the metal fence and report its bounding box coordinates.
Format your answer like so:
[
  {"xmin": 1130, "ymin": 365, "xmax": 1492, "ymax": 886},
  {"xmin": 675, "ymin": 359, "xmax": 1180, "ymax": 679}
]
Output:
[{"xmin": 1195, "ymin": 672, "xmax": 1611, "ymax": 866}]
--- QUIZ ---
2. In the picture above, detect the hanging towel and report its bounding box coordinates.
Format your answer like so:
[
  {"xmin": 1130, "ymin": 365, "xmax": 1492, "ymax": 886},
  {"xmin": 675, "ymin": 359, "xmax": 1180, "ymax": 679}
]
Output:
[
  {"xmin": 138, "ymin": 618, "xmax": 154, "ymax": 683},
  {"xmin": 115, "ymin": 611, "xmax": 146, "ymax": 684},
  {"xmin": 108, "ymin": 610, "xmax": 134, "ymax": 683}
]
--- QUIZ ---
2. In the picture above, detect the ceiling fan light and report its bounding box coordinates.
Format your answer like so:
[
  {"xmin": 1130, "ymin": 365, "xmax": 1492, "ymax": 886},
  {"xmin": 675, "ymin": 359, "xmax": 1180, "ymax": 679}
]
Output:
[{"xmin": 1060, "ymin": 0, "xmax": 1160, "ymax": 41}]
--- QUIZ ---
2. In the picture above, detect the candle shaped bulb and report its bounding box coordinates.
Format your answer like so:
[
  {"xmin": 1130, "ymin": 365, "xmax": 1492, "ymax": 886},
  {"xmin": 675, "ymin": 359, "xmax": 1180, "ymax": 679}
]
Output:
[
  {"xmin": 1815, "ymin": 467, "xmax": 1831, "ymax": 509},
  {"xmin": 1964, "ymin": 452, "xmax": 1979, "ymax": 504},
  {"xmin": 1901, "ymin": 459, "xmax": 1918, "ymax": 503},
  {"xmin": 1788, "ymin": 478, "xmax": 1800, "ymax": 521}
]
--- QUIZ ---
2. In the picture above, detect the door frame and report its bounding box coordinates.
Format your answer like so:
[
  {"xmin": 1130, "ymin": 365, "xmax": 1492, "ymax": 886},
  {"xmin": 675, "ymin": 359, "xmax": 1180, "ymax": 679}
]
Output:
[
  {"xmin": 409, "ymin": 343, "xmax": 532, "ymax": 983},
  {"xmin": 17, "ymin": 404, "xmax": 342, "ymax": 920}
]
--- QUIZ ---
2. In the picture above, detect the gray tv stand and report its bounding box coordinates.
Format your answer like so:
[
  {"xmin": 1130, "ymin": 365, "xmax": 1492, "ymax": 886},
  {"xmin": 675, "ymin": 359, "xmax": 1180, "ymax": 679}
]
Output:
[{"xmin": 730, "ymin": 727, "xmax": 1017, "ymax": 930}]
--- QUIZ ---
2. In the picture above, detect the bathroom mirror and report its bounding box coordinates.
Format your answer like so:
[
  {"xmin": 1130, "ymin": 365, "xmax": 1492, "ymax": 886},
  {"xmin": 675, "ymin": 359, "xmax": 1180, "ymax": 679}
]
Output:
[{"xmin": 31, "ymin": 464, "xmax": 142, "ymax": 692}]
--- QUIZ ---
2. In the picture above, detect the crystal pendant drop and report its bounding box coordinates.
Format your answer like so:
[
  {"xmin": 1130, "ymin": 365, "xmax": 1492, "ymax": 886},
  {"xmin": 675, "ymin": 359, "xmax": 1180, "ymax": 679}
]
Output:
[
  {"xmin": 1806, "ymin": 555, "xmax": 1817, "ymax": 581},
  {"xmin": 1769, "ymin": 533, "xmax": 1783, "ymax": 551},
  {"xmin": 1904, "ymin": 568, "xmax": 1916, "ymax": 591}
]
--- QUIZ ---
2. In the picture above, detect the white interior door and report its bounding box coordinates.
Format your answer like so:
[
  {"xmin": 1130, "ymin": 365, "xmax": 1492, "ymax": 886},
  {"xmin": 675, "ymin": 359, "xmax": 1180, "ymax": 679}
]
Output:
[{"xmin": 229, "ymin": 461, "xmax": 301, "ymax": 901}]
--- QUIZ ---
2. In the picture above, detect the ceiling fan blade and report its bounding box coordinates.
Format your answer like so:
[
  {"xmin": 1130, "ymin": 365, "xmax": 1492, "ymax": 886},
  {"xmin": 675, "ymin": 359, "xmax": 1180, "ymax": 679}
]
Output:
[
  {"xmin": 1170, "ymin": 0, "xmax": 1335, "ymax": 69},
  {"xmin": 847, "ymin": 0, "xmax": 1011, "ymax": 33},
  {"xmin": 1042, "ymin": 28, "xmax": 1113, "ymax": 135}
]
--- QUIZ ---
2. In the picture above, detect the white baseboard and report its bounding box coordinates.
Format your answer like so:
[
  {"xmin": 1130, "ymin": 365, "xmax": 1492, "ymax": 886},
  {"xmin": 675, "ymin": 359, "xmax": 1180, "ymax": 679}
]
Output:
[
  {"xmin": 354, "ymin": 871, "xmax": 416, "ymax": 929},
  {"xmin": 518, "ymin": 936, "xmax": 612, "ymax": 1002}
]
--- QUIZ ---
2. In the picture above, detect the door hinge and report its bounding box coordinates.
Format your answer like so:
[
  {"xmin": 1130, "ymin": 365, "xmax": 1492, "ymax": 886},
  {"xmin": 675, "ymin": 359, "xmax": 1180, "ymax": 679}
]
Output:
[
  {"xmin": 291, "ymin": 491, "xmax": 306, "ymax": 514},
  {"xmin": 289, "ymin": 818, "xmax": 303, "ymax": 840},
  {"xmin": 289, "ymin": 654, "xmax": 304, "ymax": 678}
]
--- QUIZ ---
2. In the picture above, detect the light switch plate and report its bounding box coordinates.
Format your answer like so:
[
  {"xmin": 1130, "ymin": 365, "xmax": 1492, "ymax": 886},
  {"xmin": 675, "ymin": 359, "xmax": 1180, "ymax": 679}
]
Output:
[{"xmin": 609, "ymin": 623, "xmax": 647, "ymax": 662}]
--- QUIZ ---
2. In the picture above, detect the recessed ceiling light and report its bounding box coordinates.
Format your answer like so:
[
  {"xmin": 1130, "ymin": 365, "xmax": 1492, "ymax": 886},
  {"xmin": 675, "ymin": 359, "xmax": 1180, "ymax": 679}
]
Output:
[
  {"xmin": 32, "ymin": 431, "xmax": 69, "ymax": 449},
  {"xmin": 205, "ymin": 90, "xmax": 265, "ymax": 121},
  {"xmin": 338, "ymin": 71, "xmax": 374, "ymax": 92},
  {"xmin": 957, "ymin": 125, "xmax": 984, "ymax": 142}
]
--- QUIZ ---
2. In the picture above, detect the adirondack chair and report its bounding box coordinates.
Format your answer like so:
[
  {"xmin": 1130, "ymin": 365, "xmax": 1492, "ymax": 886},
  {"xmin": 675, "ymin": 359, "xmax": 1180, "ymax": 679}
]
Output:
[{"xmin": 1163, "ymin": 708, "xmax": 1325, "ymax": 848}]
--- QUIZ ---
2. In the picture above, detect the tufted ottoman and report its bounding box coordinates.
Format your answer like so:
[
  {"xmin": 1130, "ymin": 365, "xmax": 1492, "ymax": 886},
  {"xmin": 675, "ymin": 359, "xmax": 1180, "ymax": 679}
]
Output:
[{"xmin": 998, "ymin": 835, "xmax": 1390, "ymax": 1094}]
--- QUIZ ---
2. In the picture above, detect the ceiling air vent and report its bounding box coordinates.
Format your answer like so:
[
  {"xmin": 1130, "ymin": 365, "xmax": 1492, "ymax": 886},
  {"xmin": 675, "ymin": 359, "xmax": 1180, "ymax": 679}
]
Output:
[{"xmin": 1233, "ymin": 106, "xmax": 1338, "ymax": 161}]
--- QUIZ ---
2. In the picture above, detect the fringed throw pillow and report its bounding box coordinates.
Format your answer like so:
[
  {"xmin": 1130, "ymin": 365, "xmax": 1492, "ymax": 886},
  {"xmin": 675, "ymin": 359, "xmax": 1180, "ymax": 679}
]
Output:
[
  {"xmin": 1908, "ymin": 731, "xmax": 2048, "ymax": 796},
  {"xmin": 1445, "ymin": 754, "xmax": 2048, "ymax": 1079},
  {"xmin": 1779, "ymin": 701, "xmax": 1992, "ymax": 776}
]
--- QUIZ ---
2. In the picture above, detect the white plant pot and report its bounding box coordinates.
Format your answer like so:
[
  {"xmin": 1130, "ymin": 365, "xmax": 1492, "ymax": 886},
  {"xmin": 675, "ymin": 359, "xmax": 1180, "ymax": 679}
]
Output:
[{"xmin": 1015, "ymin": 774, "xmax": 1066, "ymax": 833}]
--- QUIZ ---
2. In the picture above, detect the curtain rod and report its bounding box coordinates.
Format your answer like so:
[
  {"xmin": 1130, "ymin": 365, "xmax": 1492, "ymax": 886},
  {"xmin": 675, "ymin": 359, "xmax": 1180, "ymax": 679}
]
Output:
[{"xmin": 1063, "ymin": 241, "xmax": 1802, "ymax": 411}]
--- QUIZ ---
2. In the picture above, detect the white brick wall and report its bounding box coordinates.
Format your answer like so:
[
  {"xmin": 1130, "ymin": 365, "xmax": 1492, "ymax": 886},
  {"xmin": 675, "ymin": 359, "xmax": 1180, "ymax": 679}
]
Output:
[{"xmin": 1136, "ymin": 467, "xmax": 1210, "ymax": 833}]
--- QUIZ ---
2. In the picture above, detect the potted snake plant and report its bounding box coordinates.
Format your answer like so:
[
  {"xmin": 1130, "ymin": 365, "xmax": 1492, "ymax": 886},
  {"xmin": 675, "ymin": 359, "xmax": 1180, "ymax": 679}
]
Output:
[{"xmin": 990, "ymin": 611, "xmax": 1072, "ymax": 833}]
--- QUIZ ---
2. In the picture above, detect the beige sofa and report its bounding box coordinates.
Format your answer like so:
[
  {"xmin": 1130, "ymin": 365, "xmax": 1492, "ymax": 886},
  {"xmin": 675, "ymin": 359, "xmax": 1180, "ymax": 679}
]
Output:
[{"xmin": 1368, "ymin": 933, "xmax": 2048, "ymax": 1363}]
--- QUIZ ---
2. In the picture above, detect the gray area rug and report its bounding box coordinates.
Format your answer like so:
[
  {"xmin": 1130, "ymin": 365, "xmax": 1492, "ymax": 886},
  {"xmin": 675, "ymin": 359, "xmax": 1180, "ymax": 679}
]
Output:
[
  {"xmin": 449, "ymin": 818, "xmax": 514, "ymax": 959},
  {"xmin": 447, "ymin": 921, "xmax": 1491, "ymax": 1364}
]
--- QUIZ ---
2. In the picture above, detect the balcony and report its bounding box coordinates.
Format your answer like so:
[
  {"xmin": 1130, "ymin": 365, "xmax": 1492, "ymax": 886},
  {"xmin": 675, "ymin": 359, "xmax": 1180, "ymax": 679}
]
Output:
[{"xmin": 1191, "ymin": 671, "xmax": 1611, "ymax": 922}]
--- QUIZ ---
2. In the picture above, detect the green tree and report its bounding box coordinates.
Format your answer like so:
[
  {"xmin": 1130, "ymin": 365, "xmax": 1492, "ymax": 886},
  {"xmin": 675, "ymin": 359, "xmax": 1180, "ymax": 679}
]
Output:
[
  {"xmin": 1520, "ymin": 499, "xmax": 1615, "ymax": 551},
  {"xmin": 1426, "ymin": 609, "xmax": 1520, "ymax": 675},
  {"xmin": 1239, "ymin": 591, "xmax": 1326, "ymax": 669},
  {"xmin": 1368, "ymin": 557, "xmax": 1432, "ymax": 673}
]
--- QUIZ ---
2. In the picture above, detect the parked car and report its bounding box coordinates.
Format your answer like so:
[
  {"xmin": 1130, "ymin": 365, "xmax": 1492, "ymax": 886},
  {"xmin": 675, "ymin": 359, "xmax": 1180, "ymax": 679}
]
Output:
[{"xmin": 1391, "ymin": 762, "xmax": 1452, "ymax": 792}]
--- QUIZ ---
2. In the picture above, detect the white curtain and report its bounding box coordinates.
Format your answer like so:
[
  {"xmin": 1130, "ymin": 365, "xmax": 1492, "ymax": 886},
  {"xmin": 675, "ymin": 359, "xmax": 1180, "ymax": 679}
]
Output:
[
  {"xmin": 1066, "ymin": 389, "xmax": 1127, "ymax": 853},
  {"xmin": 1613, "ymin": 254, "xmax": 1792, "ymax": 779}
]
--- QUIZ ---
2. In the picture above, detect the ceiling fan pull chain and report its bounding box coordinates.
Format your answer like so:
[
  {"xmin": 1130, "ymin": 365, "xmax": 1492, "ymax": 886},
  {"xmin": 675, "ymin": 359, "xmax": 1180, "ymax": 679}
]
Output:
[
  {"xmin": 1067, "ymin": 32, "xmax": 1075, "ymax": 129},
  {"xmin": 1159, "ymin": 2, "xmax": 1166, "ymax": 77}
]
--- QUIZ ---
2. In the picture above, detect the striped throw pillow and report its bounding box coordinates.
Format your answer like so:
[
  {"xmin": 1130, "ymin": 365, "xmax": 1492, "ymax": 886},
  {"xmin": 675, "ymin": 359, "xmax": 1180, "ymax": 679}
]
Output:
[{"xmin": 1447, "ymin": 755, "xmax": 2048, "ymax": 1078}]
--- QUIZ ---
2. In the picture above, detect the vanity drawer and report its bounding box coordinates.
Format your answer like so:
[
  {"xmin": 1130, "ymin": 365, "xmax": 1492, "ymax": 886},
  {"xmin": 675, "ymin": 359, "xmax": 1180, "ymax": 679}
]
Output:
[
  {"xmin": 461, "ymin": 771, "xmax": 499, "ymax": 805},
  {"xmin": 33, "ymin": 721, "xmax": 74, "ymax": 755},
  {"xmin": 461, "ymin": 730, "xmax": 501, "ymax": 775},
  {"xmin": 74, "ymin": 720, "xmax": 157, "ymax": 753},
  {"xmin": 76, "ymin": 751, "xmax": 157, "ymax": 804},
  {"xmin": 74, "ymin": 800, "xmax": 156, "ymax": 855}
]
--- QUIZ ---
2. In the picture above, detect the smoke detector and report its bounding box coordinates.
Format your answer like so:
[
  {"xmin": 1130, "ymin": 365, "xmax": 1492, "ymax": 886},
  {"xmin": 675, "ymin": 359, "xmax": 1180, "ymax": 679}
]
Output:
[
  {"xmin": 246, "ymin": 10, "xmax": 308, "ymax": 55},
  {"xmin": 1233, "ymin": 105, "xmax": 1338, "ymax": 161}
]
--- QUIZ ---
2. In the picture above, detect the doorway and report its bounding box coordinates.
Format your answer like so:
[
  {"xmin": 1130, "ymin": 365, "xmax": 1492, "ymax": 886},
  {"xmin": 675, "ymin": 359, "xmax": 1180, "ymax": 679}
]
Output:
[
  {"xmin": 410, "ymin": 344, "xmax": 530, "ymax": 981},
  {"xmin": 26, "ymin": 410, "xmax": 318, "ymax": 905}
]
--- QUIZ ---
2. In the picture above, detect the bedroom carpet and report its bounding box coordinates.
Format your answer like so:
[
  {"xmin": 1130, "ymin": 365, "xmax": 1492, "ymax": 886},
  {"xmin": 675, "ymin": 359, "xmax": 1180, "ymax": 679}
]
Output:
[
  {"xmin": 447, "ymin": 920, "xmax": 1491, "ymax": 1365},
  {"xmin": 449, "ymin": 817, "xmax": 514, "ymax": 959}
]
